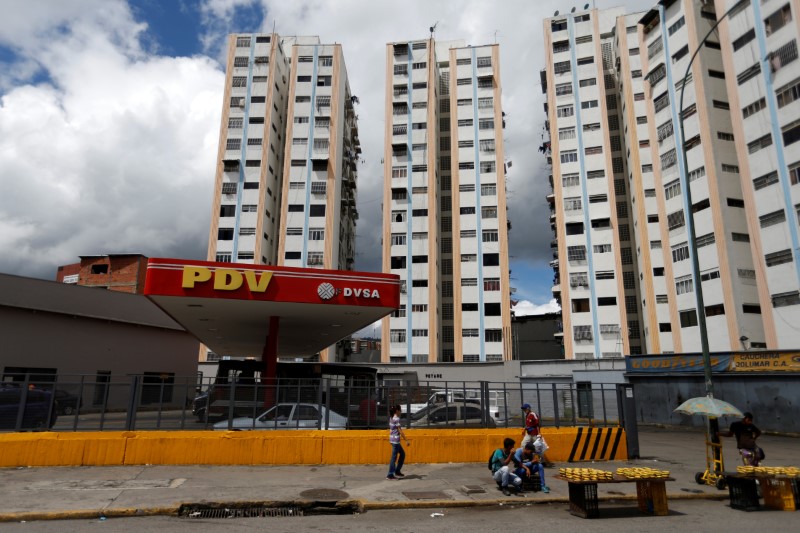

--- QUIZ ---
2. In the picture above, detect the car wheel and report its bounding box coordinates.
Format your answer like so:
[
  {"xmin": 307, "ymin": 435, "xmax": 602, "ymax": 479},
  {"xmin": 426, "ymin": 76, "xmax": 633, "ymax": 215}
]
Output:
[{"xmin": 63, "ymin": 405, "xmax": 74, "ymax": 416}]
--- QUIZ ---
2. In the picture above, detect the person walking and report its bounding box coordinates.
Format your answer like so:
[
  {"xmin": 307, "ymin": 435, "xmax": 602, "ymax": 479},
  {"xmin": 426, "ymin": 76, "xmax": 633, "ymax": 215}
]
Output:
[
  {"xmin": 387, "ymin": 404, "xmax": 410, "ymax": 480},
  {"xmin": 520, "ymin": 403, "xmax": 540, "ymax": 448}
]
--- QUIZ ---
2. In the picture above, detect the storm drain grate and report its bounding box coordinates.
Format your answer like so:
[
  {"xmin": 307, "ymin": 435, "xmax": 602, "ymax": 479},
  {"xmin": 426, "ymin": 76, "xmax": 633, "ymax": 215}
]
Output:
[{"xmin": 182, "ymin": 506, "xmax": 304, "ymax": 519}]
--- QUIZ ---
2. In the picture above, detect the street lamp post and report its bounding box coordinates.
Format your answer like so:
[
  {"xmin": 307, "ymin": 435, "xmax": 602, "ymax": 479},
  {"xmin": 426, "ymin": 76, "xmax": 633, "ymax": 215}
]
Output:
[
  {"xmin": 677, "ymin": 0, "xmax": 747, "ymax": 401},
  {"xmin": 676, "ymin": 1, "xmax": 749, "ymax": 465}
]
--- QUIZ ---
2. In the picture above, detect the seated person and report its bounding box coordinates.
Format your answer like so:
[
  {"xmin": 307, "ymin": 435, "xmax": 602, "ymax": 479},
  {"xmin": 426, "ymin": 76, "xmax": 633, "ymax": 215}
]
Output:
[
  {"xmin": 514, "ymin": 442, "xmax": 550, "ymax": 493},
  {"xmin": 490, "ymin": 437, "xmax": 522, "ymax": 496}
]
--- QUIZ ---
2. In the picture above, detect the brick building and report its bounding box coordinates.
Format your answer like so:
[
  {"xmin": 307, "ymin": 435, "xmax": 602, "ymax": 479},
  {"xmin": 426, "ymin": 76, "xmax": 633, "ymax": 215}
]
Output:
[{"xmin": 55, "ymin": 254, "xmax": 149, "ymax": 294}]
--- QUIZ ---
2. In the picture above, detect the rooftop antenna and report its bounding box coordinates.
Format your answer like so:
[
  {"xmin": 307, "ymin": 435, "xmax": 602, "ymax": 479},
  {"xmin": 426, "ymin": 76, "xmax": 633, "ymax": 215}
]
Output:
[
  {"xmin": 430, "ymin": 21, "xmax": 439, "ymax": 39},
  {"xmin": 493, "ymin": 30, "xmax": 499, "ymax": 43}
]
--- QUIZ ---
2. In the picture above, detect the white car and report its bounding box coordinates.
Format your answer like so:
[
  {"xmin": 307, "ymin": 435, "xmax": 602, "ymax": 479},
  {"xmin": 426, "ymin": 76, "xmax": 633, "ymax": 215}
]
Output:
[{"xmin": 212, "ymin": 403, "xmax": 348, "ymax": 431}]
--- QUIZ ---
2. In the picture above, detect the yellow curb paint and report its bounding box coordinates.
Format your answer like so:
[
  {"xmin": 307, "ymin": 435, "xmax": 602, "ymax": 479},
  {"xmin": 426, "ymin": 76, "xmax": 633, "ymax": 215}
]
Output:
[{"xmin": 0, "ymin": 427, "xmax": 626, "ymax": 467}]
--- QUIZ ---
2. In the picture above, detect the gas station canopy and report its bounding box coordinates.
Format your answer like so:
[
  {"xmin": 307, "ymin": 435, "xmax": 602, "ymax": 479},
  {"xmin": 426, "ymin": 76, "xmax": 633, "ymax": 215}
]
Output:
[{"xmin": 144, "ymin": 258, "xmax": 400, "ymax": 358}]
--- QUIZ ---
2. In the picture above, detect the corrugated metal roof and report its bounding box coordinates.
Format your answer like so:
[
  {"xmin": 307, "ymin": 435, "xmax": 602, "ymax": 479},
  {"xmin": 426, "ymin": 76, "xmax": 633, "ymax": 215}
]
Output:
[{"xmin": 0, "ymin": 273, "xmax": 185, "ymax": 331}]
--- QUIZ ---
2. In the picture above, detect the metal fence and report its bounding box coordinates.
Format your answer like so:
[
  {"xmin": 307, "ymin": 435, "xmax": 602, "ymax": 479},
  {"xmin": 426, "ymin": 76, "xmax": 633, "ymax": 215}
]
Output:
[{"xmin": 0, "ymin": 373, "xmax": 623, "ymax": 433}]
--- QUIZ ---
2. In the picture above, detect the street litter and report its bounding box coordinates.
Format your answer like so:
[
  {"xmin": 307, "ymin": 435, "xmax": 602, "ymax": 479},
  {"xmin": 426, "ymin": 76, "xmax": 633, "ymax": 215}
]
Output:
[{"xmin": 430, "ymin": 512, "xmax": 444, "ymax": 518}]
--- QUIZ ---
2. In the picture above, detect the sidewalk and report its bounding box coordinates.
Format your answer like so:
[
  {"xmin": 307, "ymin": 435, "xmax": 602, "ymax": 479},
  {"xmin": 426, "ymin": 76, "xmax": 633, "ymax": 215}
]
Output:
[{"xmin": 0, "ymin": 427, "xmax": 796, "ymax": 521}]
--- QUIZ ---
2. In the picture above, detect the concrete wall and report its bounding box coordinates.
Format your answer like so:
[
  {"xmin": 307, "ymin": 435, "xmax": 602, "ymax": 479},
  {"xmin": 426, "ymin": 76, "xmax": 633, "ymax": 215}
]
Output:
[
  {"xmin": 0, "ymin": 427, "xmax": 627, "ymax": 467},
  {"xmin": 0, "ymin": 308, "xmax": 199, "ymax": 409},
  {"xmin": 627, "ymin": 373, "xmax": 800, "ymax": 433}
]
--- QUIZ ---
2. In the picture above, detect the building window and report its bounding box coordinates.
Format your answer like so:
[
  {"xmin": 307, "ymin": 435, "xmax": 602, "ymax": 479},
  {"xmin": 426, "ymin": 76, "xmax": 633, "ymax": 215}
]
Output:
[
  {"xmin": 748, "ymin": 134, "xmax": 773, "ymax": 154},
  {"xmin": 561, "ymin": 150, "xmax": 578, "ymax": 164},
  {"xmin": 564, "ymin": 196, "xmax": 582, "ymax": 211},
  {"xmin": 557, "ymin": 105, "xmax": 574, "ymax": 118},
  {"xmin": 765, "ymin": 249, "xmax": 793, "ymax": 267},
  {"xmin": 667, "ymin": 210, "xmax": 685, "ymax": 231},
  {"xmin": 482, "ymin": 230, "xmax": 499, "ymax": 242},
  {"xmin": 672, "ymin": 242, "xmax": 690, "ymax": 262},
  {"xmin": 675, "ymin": 275, "xmax": 693, "ymax": 295},
  {"xmin": 680, "ymin": 309, "xmax": 698, "ymax": 328},
  {"xmin": 688, "ymin": 166, "xmax": 706, "ymax": 182},
  {"xmin": 554, "ymin": 60, "xmax": 571, "ymax": 74},
  {"xmin": 668, "ymin": 16, "xmax": 685, "ymax": 36},
  {"xmin": 567, "ymin": 246, "xmax": 587, "ymax": 263},
  {"xmin": 593, "ymin": 244, "xmax": 611, "ymax": 253},
  {"xmin": 760, "ymin": 209, "xmax": 786, "ymax": 228},
  {"xmin": 754, "ymin": 171, "xmax": 779, "ymax": 190},
  {"xmin": 772, "ymin": 290, "xmax": 800, "ymax": 307},
  {"xmin": 776, "ymin": 78, "xmax": 800, "ymax": 109},
  {"xmin": 765, "ymin": 4, "xmax": 793, "ymax": 36},
  {"xmin": 573, "ymin": 325, "xmax": 593, "ymax": 341},
  {"xmin": 742, "ymin": 97, "xmax": 767, "ymax": 118},
  {"xmin": 696, "ymin": 232, "xmax": 716, "ymax": 247}
]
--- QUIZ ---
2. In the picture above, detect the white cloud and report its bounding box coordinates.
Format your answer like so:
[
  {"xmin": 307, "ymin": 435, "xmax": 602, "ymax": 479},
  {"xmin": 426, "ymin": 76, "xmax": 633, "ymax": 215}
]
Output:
[
  {"xmin": 514, "ymin": 298, "xmax": 561, "ymax": 316},
  {"xmin": 0, "ymin": 0, "xmax": 654, "ymax": 281},
  {"xmin": 0, "ymin": 0, "xmax": 224, "ymax": 278}
]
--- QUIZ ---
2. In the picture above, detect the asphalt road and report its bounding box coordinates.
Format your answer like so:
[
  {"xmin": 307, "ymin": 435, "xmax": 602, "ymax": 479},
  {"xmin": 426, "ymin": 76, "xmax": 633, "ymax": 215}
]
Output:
[{"xmin": 1, "ymin": 500, "xmax": 797, "ymax": 532}]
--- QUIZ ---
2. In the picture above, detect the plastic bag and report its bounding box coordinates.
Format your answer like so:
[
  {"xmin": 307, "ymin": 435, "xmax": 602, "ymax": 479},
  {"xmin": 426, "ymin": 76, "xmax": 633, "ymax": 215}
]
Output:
[{"xmin": 533, "ymin": 435, "xmax": 549, "ymax": 455}]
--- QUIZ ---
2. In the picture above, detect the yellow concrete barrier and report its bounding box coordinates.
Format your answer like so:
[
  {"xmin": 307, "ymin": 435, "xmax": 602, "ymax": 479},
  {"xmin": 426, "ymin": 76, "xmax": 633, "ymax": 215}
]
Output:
[{"xmin": 0, "ymin": 427, "xmax": 626, "ymax": 467}]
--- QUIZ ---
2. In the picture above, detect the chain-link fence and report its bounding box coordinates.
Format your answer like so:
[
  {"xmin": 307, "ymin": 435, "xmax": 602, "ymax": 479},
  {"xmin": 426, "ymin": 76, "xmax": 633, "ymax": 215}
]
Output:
[{"xmin": 0, "ymin": 373, "xmax": 623, "ymax": 432}]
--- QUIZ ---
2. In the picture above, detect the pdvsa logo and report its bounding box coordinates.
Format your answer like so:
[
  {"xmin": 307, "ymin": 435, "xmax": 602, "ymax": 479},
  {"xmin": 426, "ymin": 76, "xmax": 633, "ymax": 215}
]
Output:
[
  {"xmin": 317, "ymin": 283, "xmax": 336, "ymax": 300},
  {"xmin": 182, "ymin": 266, "xmax": 273, "ymax": 292},
  {"xmin": 316, "ymin": 283, "xmax": 381, "ymax": 300}
]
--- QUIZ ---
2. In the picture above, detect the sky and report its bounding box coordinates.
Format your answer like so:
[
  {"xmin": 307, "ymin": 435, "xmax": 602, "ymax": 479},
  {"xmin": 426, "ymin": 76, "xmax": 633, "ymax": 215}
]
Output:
[{"xmin": 0, "ymin": 0, "xmax": 651, "ymax": 317}]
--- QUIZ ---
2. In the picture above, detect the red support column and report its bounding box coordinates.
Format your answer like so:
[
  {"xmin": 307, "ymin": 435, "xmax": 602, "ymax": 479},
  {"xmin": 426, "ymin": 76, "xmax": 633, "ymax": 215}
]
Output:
[{"xmin": 261, "ymin": 316, "xmax": 280, "ymax": 408}]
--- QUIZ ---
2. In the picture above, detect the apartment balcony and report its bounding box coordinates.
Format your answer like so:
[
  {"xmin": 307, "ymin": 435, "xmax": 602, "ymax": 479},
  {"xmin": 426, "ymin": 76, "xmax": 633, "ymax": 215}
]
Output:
[
  {"xmin": 552, "ymin": 283, "xmax": 561, "ymax": 295},
  {"xmin": 546, "ymin": 193, "xmax": 554, "ymax": 204},
  {"xmin": 550, "ymin": 239, "xmax": 558, "ymax": 249},
  {"xmin": 549, "ymin": 259, "xmax": 559, "ymax": 269},
  {"xmin": 540, "ymin": 68, "xmax": 547, "ymax": 94}
]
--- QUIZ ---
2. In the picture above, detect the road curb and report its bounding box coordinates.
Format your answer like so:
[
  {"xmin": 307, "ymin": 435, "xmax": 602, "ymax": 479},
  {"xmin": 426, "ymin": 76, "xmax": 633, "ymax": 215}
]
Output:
[
  {"xmin": 0, "ymin": 491, "xmax": 730, "ymax": 522},
  {"xmin": 0, "ymin": 506, "xmax": 178, "ymax": 523}
]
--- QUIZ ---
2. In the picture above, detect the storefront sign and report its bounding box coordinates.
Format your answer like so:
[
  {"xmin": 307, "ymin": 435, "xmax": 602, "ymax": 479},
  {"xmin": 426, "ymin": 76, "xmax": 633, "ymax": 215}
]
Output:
[
  {"xmin": 732, "ymin": 352, "xmax": 800, "ymax": 372},
  {"xmin": 626, "ymin": 354, "xmax": 731, "ymax": 373}
]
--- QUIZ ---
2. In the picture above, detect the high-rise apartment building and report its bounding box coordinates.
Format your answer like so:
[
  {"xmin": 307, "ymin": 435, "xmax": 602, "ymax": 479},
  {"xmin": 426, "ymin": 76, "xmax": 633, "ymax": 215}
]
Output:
[
  {"xmin": 205, "ymin": 34, "xmax": 360, "ymax": 361},
  {"xmin": 639, "ymin": 0, "xmax": 765, "ymax": 352},
  {"xmin": 208, "ymin": 33, "xmax": 290, "ymax": 266},
  {"xmin": 714, "ymin": 0, "xmax": 800, "ymax": 348},
  {"xmin": 278, "ymin": 39, "xmax": 359, "ymax": 272},
  {"xmin": 542, "ymin": 8, "xmax": 645, "ymax": 359},
  {"xmin": 381, "ymin": 38, "xmax": 512, "ymax": 363},
  {"xmin": 544, "ymin": 0, "xmax": 800, "ymax": 357}
]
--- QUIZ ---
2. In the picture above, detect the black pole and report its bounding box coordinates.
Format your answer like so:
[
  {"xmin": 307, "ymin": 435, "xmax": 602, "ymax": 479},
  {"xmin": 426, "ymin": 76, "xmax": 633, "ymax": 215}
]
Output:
[
  {"xmin": 677, "ymin": 0, "xmax": 747, "ymax": 399},
  {"xmin": 675, "ymin": 1, "xmax": 746, "ymax": 471}
]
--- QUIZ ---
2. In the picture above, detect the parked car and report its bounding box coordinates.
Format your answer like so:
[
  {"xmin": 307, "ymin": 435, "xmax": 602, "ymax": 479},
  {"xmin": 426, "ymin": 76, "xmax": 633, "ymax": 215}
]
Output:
[
  {"xmin": 409, "ymin": 401, "xmax": 496, "ymax": 428},
  {"xmin": 213, "ymin": 403, "xmax": 348, "ymax": 431},
  {"xmin": 53, "ymin": 389, "xmax": 81, "ymax": 415},
  {"xmin": 0, "ymin": 387, "xmax": 57, "ymax": 430}
]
